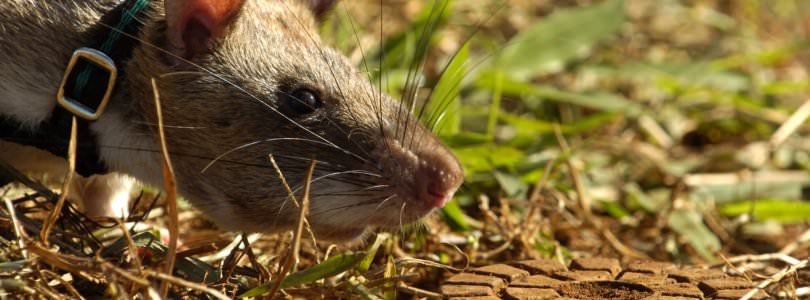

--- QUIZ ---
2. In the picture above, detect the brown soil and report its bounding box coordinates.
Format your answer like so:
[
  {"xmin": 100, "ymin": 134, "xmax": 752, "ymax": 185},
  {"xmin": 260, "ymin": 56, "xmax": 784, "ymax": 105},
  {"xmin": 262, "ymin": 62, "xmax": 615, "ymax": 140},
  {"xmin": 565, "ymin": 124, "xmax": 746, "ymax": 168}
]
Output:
[{"xmin": 441, "ymin": 258, "xmax": 770, "ymax": 300}]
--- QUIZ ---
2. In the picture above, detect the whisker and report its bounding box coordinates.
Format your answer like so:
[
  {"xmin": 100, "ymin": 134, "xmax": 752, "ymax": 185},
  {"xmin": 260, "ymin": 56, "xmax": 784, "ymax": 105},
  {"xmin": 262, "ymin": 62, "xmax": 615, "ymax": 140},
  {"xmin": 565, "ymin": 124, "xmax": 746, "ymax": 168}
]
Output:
[
  {"xmin": 277, "ymin": 1, "xmax": 377, "ymax": 161},
  {"xmin": 129, "ymin": 121, "xmax": 207, "ymax": 129},
  {"xmin": 94, "ymin": 21, "xmax": 359, "ymax": 164},
  {"xmin": 424, "ymin": 2, "xmax": 507, "ymax": 132},
  {"xmin": 375, "ymin": 194, "xmax": 398, "ymax": 210},
  {"xmin": 201, "ymin": 137, "xmax": 348, "ymax": 173}
]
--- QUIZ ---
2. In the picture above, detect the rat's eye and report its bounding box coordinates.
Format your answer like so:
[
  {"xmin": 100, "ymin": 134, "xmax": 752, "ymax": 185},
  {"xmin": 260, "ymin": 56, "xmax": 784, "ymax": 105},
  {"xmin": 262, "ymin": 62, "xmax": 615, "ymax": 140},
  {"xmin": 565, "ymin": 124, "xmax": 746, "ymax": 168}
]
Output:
[{"xmin": 285, "ymin": 88, "xmax": 322, "ymax": 115}]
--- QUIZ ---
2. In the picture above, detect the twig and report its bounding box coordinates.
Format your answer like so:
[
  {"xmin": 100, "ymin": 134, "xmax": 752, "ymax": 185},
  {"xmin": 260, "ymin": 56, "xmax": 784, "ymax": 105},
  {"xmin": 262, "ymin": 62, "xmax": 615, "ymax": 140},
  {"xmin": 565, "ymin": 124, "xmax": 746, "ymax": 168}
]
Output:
[
  {"xmin": 740, "ymin": 258, "xmax": 808, "ymax": 300},
  {"xmin": 712, "ymin": 253, "xmax": 801, "ymax": 268},
  {"xmin": 397, "ymin": 282, "xmax": 441, "ymax": 299},
  {"xmin": 143, "ymin": 270, "xmax": 231, "ymax": 300},
  {"xmin": 268, "ymin": 160, "xmax": 316, "ymax": 298},
  {"xmin": 38, "ymin": 269, "xmax": 85, "ymax": 300},
  {"xmin": 269, "ymin": 154, "xmax": 318, "ymax": 245},
  {"xmin": 117, "ymin": 220, "xmax": 144, "ymax": 275},
  {"xmin": 3, "ymin": 194, "xmax": 28, "ymax": 259},
  {"xmin": 554, "ymin": 124, "xmax": 648, "ymax": 259},
  {"xmin": 770, "ymin": 97, "xmax": 810, "ymax": 148},
  {"xmin": 638, "ymin": 115, "xmax": 674, "ymax": 148},
  {"xmin": 241, "ymin": 233, "xmax": 270, "ymax": 282},
  {"xmin": 152, "ymin": 78, "xmax": 179, "ymax": 298},
  {"xmin": 553, "ymin": 124, "xmax": 591, "ymax": 218},
  {"xmin": 40, "ymin": 116, "xmax": 78, "ymax": 246},
  {"xmin": 779, "ymin": 227, "xmax": 810, "ymax": 256},
  {"xmin": 523, "ymin": 160, "xmax": 555, "ymax": 236}
]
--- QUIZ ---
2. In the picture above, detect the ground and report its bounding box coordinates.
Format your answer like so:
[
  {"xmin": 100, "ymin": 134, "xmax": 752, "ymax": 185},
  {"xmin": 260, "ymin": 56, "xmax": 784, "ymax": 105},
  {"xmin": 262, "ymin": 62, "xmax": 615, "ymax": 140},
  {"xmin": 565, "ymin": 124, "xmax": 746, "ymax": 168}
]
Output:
[{"xmin": 1, "ymin": 0, "xmax": 810, "ymax": 299}]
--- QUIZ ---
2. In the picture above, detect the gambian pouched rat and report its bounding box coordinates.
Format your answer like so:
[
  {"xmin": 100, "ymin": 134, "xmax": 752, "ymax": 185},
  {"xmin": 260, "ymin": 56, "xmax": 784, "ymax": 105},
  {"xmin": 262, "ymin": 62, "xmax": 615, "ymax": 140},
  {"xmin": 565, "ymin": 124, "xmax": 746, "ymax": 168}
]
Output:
[{"xmin": 0, "ymin": 0, "xmax": 463, "ymax": 240}]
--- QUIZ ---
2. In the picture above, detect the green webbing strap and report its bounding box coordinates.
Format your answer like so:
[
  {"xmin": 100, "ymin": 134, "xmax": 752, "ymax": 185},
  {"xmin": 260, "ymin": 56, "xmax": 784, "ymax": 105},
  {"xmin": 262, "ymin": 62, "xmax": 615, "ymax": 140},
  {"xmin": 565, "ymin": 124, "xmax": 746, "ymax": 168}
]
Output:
[{"xmin": 72, "ymin": 0, "xmax": 150, "ymax": 96}]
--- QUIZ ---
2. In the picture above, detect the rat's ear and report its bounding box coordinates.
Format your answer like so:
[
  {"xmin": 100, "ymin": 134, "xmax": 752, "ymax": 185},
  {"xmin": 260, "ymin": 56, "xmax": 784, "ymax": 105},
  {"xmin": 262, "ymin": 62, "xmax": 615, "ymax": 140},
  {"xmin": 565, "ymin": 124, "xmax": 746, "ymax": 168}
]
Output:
[
  {"xmin": 164, "ymin": 0, "xmax": 246, "ymax": 59},
  {"xmin": 305, "ymin": 0, "xmax": 338, "ymax": 20}
]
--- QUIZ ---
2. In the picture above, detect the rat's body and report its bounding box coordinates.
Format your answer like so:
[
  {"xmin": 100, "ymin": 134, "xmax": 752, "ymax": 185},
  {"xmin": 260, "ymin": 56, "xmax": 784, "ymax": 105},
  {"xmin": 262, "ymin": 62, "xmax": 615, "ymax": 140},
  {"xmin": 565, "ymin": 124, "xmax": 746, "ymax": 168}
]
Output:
[{"xmin": 0, "ymin": 0, "xmax": 462, "ymax": 240}]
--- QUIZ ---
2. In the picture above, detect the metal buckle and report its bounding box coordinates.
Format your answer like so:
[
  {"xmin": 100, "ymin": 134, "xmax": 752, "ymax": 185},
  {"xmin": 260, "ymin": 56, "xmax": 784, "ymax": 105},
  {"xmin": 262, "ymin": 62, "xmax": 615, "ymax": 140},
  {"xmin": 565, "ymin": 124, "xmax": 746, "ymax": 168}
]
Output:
[{"xmin": 56, "ymin": 47, "xmax": 118, "ymax": 121}]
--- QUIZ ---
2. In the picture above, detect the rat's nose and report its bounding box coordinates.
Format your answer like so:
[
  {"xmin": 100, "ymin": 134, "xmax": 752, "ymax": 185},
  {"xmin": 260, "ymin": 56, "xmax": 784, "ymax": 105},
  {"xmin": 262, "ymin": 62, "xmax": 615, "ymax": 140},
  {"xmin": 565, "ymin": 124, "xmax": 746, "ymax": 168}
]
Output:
[{"xmin": 413, "ymin": 145, "xmax": 463, "ymax": 208}]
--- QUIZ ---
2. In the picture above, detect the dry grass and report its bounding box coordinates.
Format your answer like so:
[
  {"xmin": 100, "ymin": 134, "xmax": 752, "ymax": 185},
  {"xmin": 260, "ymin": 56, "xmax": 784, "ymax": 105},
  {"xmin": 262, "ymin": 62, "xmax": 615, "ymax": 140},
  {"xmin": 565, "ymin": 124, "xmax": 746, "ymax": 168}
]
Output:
[{"xmin": 2, "ymin": 0, "xmax": 810, "ymax": 299}]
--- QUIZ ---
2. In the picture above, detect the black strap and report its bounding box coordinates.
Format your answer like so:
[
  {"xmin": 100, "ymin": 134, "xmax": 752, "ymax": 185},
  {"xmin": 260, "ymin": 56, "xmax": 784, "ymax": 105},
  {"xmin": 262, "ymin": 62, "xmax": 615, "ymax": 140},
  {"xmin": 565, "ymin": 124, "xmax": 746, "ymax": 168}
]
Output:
[{"xmin": 0, "ymin": 0, "xmax": 152, "ymax": 177}]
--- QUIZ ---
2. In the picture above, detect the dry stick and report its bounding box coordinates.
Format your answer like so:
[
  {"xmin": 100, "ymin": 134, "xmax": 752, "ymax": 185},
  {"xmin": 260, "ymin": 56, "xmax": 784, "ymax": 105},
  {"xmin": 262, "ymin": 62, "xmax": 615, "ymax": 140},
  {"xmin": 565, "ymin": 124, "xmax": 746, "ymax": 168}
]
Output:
[
  {"xmin": 3, "ymin": 195, "xmax": 28, "ymax": 259},
  {"xmin": 33, "ymin": 265, "xmax": 64, "ymax": 299},
  {"xmin": 40, "ymin": 117, "xmax": 78, "ymax": 246},
  {"xmin": 101, "ymin": 260, "xmax": 229, "ymax": 300},
  {"xmin": 718, "ymin": 254, "xmax": 752, "ymax": 282},
  {"xmin": 152, "ymin": 78, "xmax": 179, "ymax": 298},
  {"xmin": 553, "ymin": 124, "xmax": 648, "ymax": 259},
  {"xmin": 268, "ymin": 154, "xmax": 318, "ymax": 247},
  {"xmin": 241, "ymin": 234, "xmax": 271, "ymax": 282},
  {"xmin": 143, "ymin": 270, "xmax": 231, "ymax": 300},
  {"xmin": 117, "ymin": 220, "xmax": 145, "ymax": 274},
  {"xmin": 117, "ymin": 219, "xmax": 145, "ymax": 295},
  {"xmin": 45, "ymin": 269, "xmax": 85, "ymax": 300},
  {"xmin": 779, "ymin": 227, "xmax": 810, "ymax": 256},
  {"xmin": 524, "ymin": 161, "xmax": 555, "ymax": 233},
  {"xmin": 397, "ymin": 282, "xmax": 442, "ymax": 299},
  {"xmin": 268, "ymin": 160, "xmax": 316, "ymax": 299},
  {"xmin": 770, "ymin": 97, "xmax": 810, "ymax": 148},
  {"xmin": 553, "ymin": 124, "xmax": 591, "ymax": 219},
  {"xmin": 725, "ymin": 253, "xmax": 801, "ymax": 266},
  {"xmin": 740, "ymin": 258, "xmax": 808, "ymax": 300}
]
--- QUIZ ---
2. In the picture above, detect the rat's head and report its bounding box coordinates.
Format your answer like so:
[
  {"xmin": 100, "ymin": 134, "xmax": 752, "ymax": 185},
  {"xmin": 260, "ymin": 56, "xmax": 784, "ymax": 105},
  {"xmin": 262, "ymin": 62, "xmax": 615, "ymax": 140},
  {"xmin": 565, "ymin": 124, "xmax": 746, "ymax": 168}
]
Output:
[{"xmin": 128, "ymin": 0, "xmax": 463, "ymax": 240}]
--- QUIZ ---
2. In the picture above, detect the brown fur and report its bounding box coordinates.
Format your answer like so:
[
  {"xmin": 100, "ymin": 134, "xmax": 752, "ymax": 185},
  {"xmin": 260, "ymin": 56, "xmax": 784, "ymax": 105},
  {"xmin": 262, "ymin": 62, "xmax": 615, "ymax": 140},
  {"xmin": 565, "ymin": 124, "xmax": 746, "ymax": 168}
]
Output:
[{"xmin": 0, "ymin": 0, "xmax": 462, "ymax": 240}]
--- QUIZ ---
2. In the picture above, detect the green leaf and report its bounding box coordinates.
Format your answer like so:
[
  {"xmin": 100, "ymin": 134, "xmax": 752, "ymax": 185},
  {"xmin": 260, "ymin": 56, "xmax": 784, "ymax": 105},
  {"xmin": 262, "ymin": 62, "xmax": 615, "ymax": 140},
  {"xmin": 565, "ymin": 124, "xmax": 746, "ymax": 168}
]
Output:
[
  {"xmin": 452, "ymin": 145, "xmax": 525, "ymax": 174},
  {"xmin": 441, "ymin": 198, "xmax": 470, "ymax": 231},
  {"xmin": 479, "ymin": 75, "xmax": 645, "ymax": 116},
  {"xmin": 356, "ymin": 235, "xmax": 385, "ymax": 272},
  {"xmin": 239, "ymin": 252, "xmax": 367, "ymax": 298},
  {"xmin": 424, "ymin": 41, "xmax": 470, "ymax": 135},
  {"xmin": 281, "ymin": 251, "xmax": 366, "ymax": 288},
  {"xmin": 496, "ymin": 0, "xmax": 625, "ymax": 79},
  {"xmin": 493, "ymin": 171, "xmax": 528, "ymax": 198},
  {"xmin": 668, "ymin": 210, "xmax": 720, "ymax": 262},
  {"xmin": 599, "ymin": 201, "xmax": 629, "ymax": 220},
  {"xmin": 719, "ymin": 199, "xmax": 810, "ymax": 224},
  {"xmin": 367, "ymin": 0, "xmax": 451, "ymax": 81},
  {"xmin": 101, "ymin": 231, "xmax": 221, "ymax": 284}
]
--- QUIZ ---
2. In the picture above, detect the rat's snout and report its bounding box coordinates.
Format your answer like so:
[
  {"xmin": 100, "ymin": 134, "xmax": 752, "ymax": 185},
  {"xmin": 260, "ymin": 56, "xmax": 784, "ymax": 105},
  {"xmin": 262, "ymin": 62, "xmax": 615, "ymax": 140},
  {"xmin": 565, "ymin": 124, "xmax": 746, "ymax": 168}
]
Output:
[{"xmin": 413, "ymin": 145, "xmax": 463, "ymax": 208}]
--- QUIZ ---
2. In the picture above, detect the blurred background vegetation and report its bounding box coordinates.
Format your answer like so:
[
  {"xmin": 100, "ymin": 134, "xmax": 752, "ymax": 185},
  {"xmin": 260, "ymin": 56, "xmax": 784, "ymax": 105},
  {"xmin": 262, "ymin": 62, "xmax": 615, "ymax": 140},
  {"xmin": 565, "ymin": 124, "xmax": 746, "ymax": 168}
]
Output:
[{"xmin": 319, "ymin": 0, "xmax": 810, "ymax": 267}]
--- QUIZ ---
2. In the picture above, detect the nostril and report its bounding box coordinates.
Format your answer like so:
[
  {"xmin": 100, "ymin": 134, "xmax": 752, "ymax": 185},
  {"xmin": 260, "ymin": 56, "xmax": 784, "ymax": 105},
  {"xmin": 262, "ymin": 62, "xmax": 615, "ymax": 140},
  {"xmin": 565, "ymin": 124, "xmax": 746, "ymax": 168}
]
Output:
[
  {"xmin": 427, "ymin": 182, "xmax": 445, "ymax": 199},
  {"xmin": 417, "ymin": 167, "xmax": 459, "ymax": 208},
  {"xmin": 423, "ymin": 180, "xmax": 451, "ymax": 208}
]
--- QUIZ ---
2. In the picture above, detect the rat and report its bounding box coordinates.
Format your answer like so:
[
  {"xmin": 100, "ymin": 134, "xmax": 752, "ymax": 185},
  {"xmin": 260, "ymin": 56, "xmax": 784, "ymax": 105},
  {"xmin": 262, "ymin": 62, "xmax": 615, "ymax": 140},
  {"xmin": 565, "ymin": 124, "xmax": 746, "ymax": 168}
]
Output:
[{"xmin": 0, "ymin": 0, "xmax": 463, "ymax": 240}]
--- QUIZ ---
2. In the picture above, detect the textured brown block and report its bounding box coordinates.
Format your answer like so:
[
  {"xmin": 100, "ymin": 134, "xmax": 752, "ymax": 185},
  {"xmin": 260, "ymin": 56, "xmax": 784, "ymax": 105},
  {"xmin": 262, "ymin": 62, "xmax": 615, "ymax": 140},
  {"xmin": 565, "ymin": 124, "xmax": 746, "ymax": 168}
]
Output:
[
  {"xmin": 627, "ymin": 261, "xmax": 677, "ymax": 275},
  {"xmin": 472, "ymin": 264, "xmax": 531, "ymax": 282},
  {"xmin": 653, "ymin": 282, "xmax": 704, "ymax": 298},
  {"xmin": 512, "ymin": 275, "xmax": 563, "ymax": 288},
  {"xmin": 442, "ymin": 284, "xmax": 495, "ymax": 297},
  {"xmin": 552, "ymin": 270, "xmax": 612, "ymax": 281},
  {"xmin": 510, "ymin": 259, "xmax": 567, "ymax": 276},
  {"xmin": 570, "ymin": 258, "xmax": 621, "ymax": 277},
  {"xmin": 503, "ymin": 287, "xmax": 559, "ymax": 300},
  {"xmin": 668, "ymin": 268, "xmax": 726, "ymax": 283},
  {"xmin": 618, "ymin": 271, "xmax": 675, "ymax": 286},
  {"xmin": 697, "ymin": 277, "xmax": 752, "ymax": 295},
  {"xmin": 446, "ymin": 273, "xmax": 507, "ymax": 289}
]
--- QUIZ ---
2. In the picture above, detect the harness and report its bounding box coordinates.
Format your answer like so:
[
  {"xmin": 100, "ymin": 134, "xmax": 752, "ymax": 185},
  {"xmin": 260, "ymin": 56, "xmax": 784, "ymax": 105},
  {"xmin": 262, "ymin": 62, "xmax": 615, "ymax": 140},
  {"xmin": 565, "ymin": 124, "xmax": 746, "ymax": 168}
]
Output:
[{"xmin": 0, "ymin": 0, "xmax": 152, "ymax": 177}]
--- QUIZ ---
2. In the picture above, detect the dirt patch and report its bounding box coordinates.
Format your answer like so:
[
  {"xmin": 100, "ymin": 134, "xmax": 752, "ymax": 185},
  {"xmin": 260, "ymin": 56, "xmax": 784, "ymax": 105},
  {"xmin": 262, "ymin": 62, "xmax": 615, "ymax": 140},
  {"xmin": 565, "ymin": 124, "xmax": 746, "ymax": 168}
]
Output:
[
  {"xmin": 557, "ymin": 281, "xmax": 653, "ymax": 300},
  {"xmin": 441, "ymin": 258, "xmax": 771, "ymax": 300}
]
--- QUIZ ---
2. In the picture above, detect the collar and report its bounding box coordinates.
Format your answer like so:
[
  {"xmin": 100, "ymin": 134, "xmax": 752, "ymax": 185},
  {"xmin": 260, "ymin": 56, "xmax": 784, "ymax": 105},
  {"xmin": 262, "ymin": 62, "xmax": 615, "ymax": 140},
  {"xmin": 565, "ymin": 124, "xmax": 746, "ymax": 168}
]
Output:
[{"xmin": 0, "ymin": 0, "xmax": 151, "ymax": 177}]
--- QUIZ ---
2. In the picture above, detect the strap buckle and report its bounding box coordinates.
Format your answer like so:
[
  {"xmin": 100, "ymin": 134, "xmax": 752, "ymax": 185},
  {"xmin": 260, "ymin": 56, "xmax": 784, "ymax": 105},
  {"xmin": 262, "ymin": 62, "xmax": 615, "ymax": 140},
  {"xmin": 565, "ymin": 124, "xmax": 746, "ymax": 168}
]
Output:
[{"xmin": 56, "ymin": 47, "xmax": 118, "ymax": 121}]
